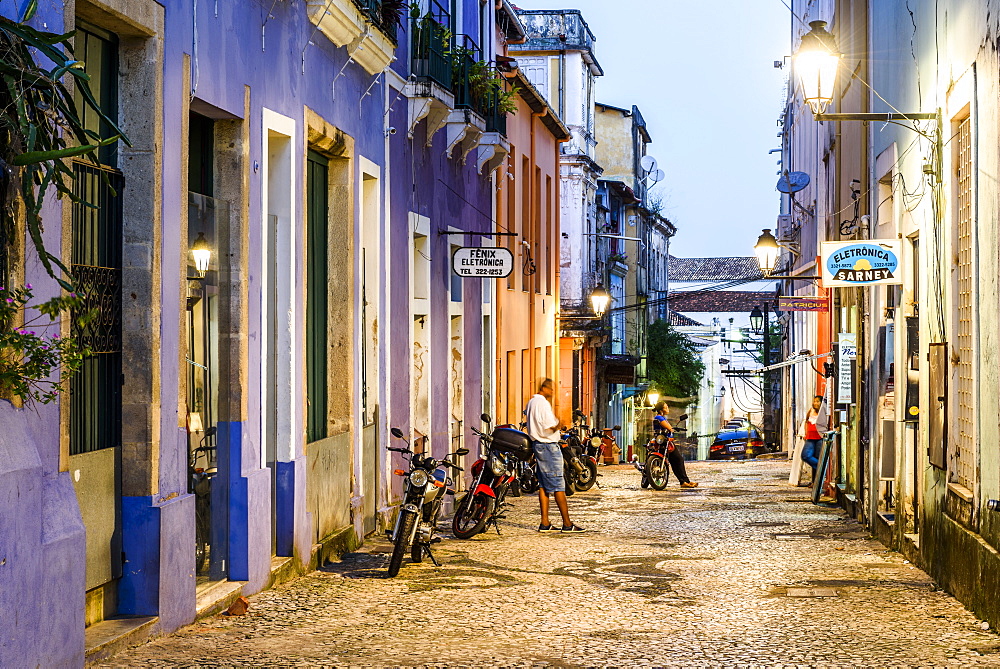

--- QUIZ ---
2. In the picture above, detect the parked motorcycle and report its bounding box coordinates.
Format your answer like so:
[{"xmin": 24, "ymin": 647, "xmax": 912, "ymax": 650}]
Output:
[
  {"xmin": 565, "ymin": 414, "xmax": 619, "ymax": 491},
  {"xmin": 514, "ymin": 457, "xmax": 540, "ymax": 495},
  {"xmin": 556, "ymin": 430, "xmax": 589, "ymax": 493},
  {"xmin": 189, "ymin": 426, "xmax": 218, "ymax": 573},
  {"xmin": 453, "ymin": 414, "xmax": 533, "ymax": 539},
  {"xmin": 386, "ymin": 427, "xmax": 468, "ymax": 577},
  {"xmin": 497, "ymin": 421, "xmax": 539, "ymax": 495},
  {"xmin": 634, "ymin": 414, "xmax": 688, "ymax": 491}
]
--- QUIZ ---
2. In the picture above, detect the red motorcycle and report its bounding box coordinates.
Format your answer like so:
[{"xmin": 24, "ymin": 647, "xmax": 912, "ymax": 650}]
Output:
[
  {"xmin": 452, "ymin": 414, "xmax": 532, "ymax": 539},
  {"xmin": 634, "ymin": 413, "xmax": 688, "ymax": 490}
]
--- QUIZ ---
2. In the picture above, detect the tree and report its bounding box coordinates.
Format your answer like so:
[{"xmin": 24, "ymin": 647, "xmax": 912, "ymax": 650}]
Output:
[{"xmin": 646, "ymin": 320, "xmax": 705, "ymax": 398}]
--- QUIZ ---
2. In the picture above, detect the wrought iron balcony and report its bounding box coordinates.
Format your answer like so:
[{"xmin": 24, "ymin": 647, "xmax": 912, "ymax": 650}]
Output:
[
  {"xmin": 452, "ymin": 35, "xmax": 483, "ymax": 112},
  {"xmin": 481, "ymin": 86, "xmax": 508, "ymax": 135},
  {"xmin": 353, "ymin": 0, "xmax": 398, "ymax": 44},
  {"xmin": 410, "ymin": 0, "xmax": 451, "ymax": 88}
]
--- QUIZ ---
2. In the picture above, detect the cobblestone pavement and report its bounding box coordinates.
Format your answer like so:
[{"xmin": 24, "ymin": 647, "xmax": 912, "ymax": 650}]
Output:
[{"xmin": 103, "ymin": 460, "xmax": 1000, "ymax": 668}]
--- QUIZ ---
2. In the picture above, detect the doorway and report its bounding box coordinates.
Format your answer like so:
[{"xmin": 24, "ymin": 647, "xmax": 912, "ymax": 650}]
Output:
[{"xmin": 68, "ymin": 22, "xmax": 123, "ymax": 626}]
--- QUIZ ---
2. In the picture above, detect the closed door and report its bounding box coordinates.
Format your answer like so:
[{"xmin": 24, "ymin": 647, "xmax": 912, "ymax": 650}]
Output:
[{"xmin": 69, "ymin": 162, "xmax": 124, "ymax": 596}]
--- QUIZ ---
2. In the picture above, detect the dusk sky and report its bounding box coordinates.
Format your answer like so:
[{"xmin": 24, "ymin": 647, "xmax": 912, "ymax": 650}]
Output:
[{"xmin": 521, "ymin": 0, "xmax": 792, "ymax": 259}]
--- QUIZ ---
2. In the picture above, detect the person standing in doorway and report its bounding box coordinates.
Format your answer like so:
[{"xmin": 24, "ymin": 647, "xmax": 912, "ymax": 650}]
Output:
[
  {"xmin": 653, "ymin": 402, "xmax": 698, "ymax": 489},
  {"xmin": 525, "ymin": 378, "xmax": 586, "ymax": 533},
  {"xmin": 798, "ymin": 395, "xmax": 828, "ymax": 479}
]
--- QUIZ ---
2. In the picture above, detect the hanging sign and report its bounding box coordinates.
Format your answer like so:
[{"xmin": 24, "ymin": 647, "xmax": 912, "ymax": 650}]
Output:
[
  {"xmin": 821, "ymin": 240, "xmax": 903, "ymax": 286},
  {"xmin": 451, "ymin": 247, "xmax": 514, "ymax": 278},
  {"xmin": 778, "ymin": 295, "xmax": 829, "ymax": 312},
  {"xmin": 837, "ymin": 332, "xmax": 857, "ymax": 404}
]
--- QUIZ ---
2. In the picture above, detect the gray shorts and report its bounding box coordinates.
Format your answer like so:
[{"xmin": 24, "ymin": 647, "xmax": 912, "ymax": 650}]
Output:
[{"xmin": 532, "ymin": 441, "xmax": 564, "ymax": 493}]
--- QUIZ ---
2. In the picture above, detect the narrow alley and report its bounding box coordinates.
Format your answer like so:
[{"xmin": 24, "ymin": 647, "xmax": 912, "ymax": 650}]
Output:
[{"xmin": 101, "ymin": 461, "xmax": 1000, "ymax": 667}]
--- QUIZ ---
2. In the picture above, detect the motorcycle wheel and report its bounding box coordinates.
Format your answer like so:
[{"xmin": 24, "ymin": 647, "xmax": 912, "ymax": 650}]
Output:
[
  {"xmin": 563, "ymin": 463, "xmax": 576, "ymax": 496},
  {"xmin": 520, "ymin": 467, "xmax": 540, "ymax": 494},
  {"xmin": 195, "ymin": 525, "xmax": 208, "ymax": 573},
  {"xmin": 411, "ymin": 535, "xmax": 423, "ymax": 564},
  {"xmin": 452, "ymin": 494, "xmax": 495, "ymax": 539},
  {"xmin": 387, "ymin": 508, "xmax": 417, "ymax": 577},
  {"xmin": 574, "ymin": 459, "xmax": 599, "ymax": 492},
  {"xmin": 647, "ymin": 455, "xmax": 669, "ymax": 490},
  {"xmin": 194, "ymin": 504, "xmax": 210, "ymax": 573}
]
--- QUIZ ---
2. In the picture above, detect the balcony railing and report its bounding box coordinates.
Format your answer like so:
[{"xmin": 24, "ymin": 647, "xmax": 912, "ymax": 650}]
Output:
[
  {"xmin": 410, "ymin": 0, "xmax": 451, "ymax": 88},
  {"xmin": 353, "ymin": 0, "xmax": 398, "ymax": 43},
  {"xmin": 481, "ymin": 85, "xmax": 508, "ymax": 135},
  {"xmin": 452, "ymin": 37, "xmax": 509, "ymax": 133},
  {"xmin": 452, "ymin": 34, "xmax": 483, "ymax": 111}
]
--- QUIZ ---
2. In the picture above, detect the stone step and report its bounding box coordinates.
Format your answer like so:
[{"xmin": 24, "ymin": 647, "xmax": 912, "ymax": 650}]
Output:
[
  {"xmin": 195, "ymin": 579, "xmax": 245, "ymax": 621},
  {"xmin": 84, "ymin": 615, "xmax": 157, "ymax": 666}
]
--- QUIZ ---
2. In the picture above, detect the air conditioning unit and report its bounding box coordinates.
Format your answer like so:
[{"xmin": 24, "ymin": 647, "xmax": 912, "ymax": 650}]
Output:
[{"xmin": 777, "ymin": 214, "xmax": 792, "ymax": 230}]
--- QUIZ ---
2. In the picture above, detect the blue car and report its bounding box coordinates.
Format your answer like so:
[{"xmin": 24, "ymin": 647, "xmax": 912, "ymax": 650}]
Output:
[{"xmin": 709, "ymin": 426, "xmax": 765, "ymax": 460}]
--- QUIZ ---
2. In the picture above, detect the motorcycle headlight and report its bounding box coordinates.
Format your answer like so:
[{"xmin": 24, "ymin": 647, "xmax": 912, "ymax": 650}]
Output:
[
  {"xmin": 408, "ymin": 469, "xmax": 429, "ymax": 488},
  {"xmin": 489, "ymin": 454, "xmax": 506, "ymax": 476},
  {"xmin": 655, "ymin": 434, "xmax": 666, "ymax": 445},
  {"xmin": 590, "ymin": 436, "xmax": 602, "ymax": 447}
]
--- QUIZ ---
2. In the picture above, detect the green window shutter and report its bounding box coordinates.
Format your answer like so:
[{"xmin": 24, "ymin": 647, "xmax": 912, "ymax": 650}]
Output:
[{"xmin": 306, "ymin": 150, "xmax": 329, "ymax": 442}]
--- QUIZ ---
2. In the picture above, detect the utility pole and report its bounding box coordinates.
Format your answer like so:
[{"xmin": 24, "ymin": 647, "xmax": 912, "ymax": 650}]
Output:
[{"xmin": 762, "ymin": 304, "xmax": 772, "ymax": 449}]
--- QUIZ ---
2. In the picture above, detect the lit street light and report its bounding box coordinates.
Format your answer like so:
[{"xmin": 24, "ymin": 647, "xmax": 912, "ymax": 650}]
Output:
[
  {"xmin": 753, "ymin": 229, "xmax": 780, "ymax": 276},
  {"xmin": 590, "ymin": 283, "xmax": 611, "ymax": 318},
  {"xmin": 646, "ymin": 388, "xmax": 660, "ymax": 408},
  {"xmin": 795, "ymin": 20, "xmax": 840, "ymax": 115},
  {"xmin": 191, "ymin": 232, "xmax": 212, "ymax": 278}
]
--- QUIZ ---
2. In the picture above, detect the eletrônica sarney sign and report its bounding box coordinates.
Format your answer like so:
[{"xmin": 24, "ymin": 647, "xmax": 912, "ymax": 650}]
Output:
[{"xmin": 821, "ymin": 240, "xmax": 903, "ymax": 287}]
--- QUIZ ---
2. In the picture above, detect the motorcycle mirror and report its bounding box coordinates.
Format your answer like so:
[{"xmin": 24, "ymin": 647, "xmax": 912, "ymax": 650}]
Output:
[
  {"xmin": 480, "ymin": 413, "xmax": 492, "ymax": 423},
  {"xmin": 390, "ymin": 427, "xmax": 404, "ymax": 439},
  {"xmin": 456, "ymin": 448, "xmax": 470, "ymax": 456},
  {"xmin": 613, "ymin": 425, "xmax": 621, "ymax": 431},
  {"xmin": 679, "ymin": 413, "xmax": 689, "ymax": 421}
]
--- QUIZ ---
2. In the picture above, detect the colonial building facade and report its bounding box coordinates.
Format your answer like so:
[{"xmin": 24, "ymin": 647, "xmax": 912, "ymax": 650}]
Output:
[
  {"xmin": 0, "ymin": 0, "xmax": 516, "ymax": 664},
  {"xmin": 778, "ymin": 0, "xmax": 1000, "ymax": 629}
]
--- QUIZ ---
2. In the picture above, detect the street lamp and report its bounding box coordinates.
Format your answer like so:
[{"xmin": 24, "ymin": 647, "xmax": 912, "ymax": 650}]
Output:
[
  {"xmin": 754, "ymin": 229, "xmax": 780, "ymax": 276},
  {"xmin": 646, "ymin": 388, "xmax": 660, "ymax": 407},
  {"xmin": 191, "ymin": 232, "xmax": 212, "ymax": 278},
  {"xmin": 590, "ymin": 284, "xmax": 611, "ymax": 318},
  {"xmin": 795, "ymin": 20, "xmax": 840, "ymax": 115},
  {"xmin": 794, "ymin": 20, "xmax": 936, "ymax": 124},
  {"xmin": 749, "ymin": 306, "xmax": 764, "ymax": 335}
]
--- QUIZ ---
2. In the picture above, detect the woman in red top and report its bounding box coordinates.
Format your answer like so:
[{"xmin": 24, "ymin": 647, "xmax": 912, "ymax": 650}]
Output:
[{"xmin": 797, "ymin": 395, "xmax": 827, "ymax": 476}]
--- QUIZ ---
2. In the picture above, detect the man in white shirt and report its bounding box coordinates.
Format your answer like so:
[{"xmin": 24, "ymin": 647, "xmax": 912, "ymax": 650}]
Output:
[{"xmin": 525, "ymin": 378, "xmax": 586, "ymax": 533}]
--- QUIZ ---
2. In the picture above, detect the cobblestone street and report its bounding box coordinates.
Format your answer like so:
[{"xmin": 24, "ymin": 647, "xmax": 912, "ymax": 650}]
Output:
[{"xmin": 103, "ymin": 460, "xmax": 1000, "ymax": 667}]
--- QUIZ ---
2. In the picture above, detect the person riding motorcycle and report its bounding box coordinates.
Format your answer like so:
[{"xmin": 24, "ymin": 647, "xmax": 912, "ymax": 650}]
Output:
[{"xmin": 653, "ymin": 401, "xmax": 698, "ymax": 489}]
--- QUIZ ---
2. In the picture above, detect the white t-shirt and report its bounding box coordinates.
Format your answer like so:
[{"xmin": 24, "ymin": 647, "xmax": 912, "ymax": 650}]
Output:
[{"xmin": 525, "ymin": 393, "xmax": 560, "ymax": 443}]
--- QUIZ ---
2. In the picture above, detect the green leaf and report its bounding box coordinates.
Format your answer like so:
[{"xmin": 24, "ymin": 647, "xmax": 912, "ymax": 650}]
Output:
[
  {"xmin": 19, "ymin": 0, "xmax": 38, "ymax": 22},
  {"xmin": 11, "ymin": 135, "xmax": 120, "ymax": 165}
]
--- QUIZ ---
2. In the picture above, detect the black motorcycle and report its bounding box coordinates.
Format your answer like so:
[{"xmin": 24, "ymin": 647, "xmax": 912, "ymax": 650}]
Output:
[
  {"xmin": 558, "ymin": 428, "xmax": 597, "ymax": 494},
  {"xmin": 385, "ymin": 427, "xmax": 467, "ymax": 577},
  {"xmin": 453, "ymin": 414, "xmax": 532, "ymax": 539},
  {"xmin": 497, "ymin": 421, "xmax": 540, "ymax": 495},
  {"xmin": 189, "ymin": 426, "xmax": 217, "ymax": 573},
  {"xmin": 562, "ymin": 419, "xmax": 601, "ymax": 493}
]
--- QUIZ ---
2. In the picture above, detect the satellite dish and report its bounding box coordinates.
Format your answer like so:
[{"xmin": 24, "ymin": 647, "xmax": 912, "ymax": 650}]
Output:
[
  {"xmin": 776, "ymin": 171, "xmax": 810, "ymax": 193},
  {"xmin": 650, "ymin": 169, "xmax": 665, "ymax": 184},
  {"xmin": 640, "ymin": 155, "xmax": 658, "ymax": 174}
]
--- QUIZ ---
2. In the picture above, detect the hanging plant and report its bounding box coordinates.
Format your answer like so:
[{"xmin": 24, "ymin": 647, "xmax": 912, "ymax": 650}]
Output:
[
  {"xmin": 0, "ymin": 10, "xmax": 128, "ymax": 288},
  {"xmin": 379, "ymin": 0, "xmax": 407, "ymax": 30},
  {"xmin": 0, "ymin": 9, "xmax": 128, "ymax": 405}
]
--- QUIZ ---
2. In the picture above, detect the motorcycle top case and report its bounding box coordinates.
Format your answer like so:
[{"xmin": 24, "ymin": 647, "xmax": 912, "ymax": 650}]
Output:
[{"xmin": 491, "ymin": 427, "xmax": 533, "ymax": 461}]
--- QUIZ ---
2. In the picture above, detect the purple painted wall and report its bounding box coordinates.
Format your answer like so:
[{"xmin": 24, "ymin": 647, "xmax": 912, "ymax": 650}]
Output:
[{"xmin": 2, "ymin": 0, "xmax": 500, "ymax": 663}]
